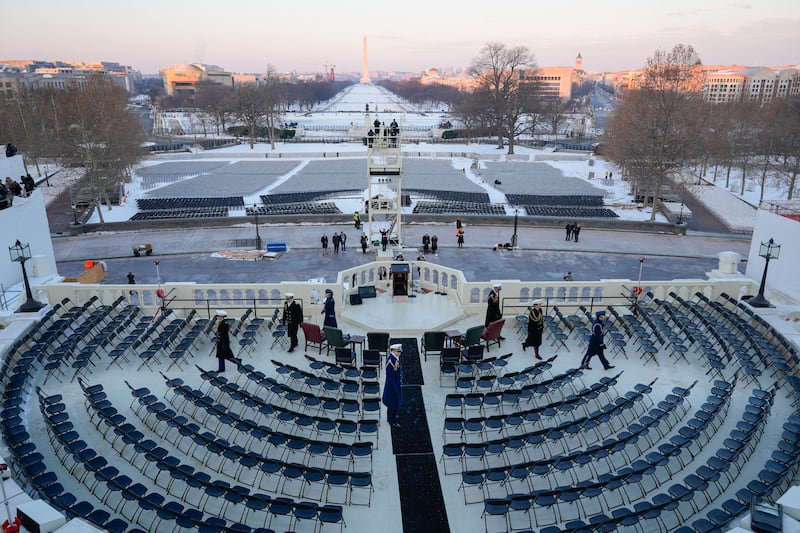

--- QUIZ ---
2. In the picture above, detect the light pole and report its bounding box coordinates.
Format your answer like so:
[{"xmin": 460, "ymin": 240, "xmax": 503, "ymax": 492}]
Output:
[
  {"xmin": 253, "ymin": 204, "xmax": 262, "ymax": 250},
  {"xmin": 153, "ymin": 259, "xmax": 165, "ymax": 312},
  {"xmin": 748, "ymin": 238, "xmax": 780, "ymax": 308},
  {"xmin": 71, "ymin": 203, "xmax": 79, "ymax": 225},
  {"xmin": 511, "ymin": 209, "xmax": 519, "ymax": 248},
  {"xmin": 8, "ymin": 240, "xmax": 45, "ymax": 313}
]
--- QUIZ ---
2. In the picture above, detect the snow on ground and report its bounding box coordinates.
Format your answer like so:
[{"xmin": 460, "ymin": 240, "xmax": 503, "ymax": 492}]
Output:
[{"xmin": 78, "ymin": 143, "xmax": 662, "ymax": 225}]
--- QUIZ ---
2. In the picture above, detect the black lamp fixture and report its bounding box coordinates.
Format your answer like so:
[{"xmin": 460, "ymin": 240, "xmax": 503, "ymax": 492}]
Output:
[
  {"xmin": 8, "ymin": 240, "xmax": 45, "ymax": 313},
  {"xmin": 748, "ymin": 238, "xmax": 780, "ymax": 308},
  {"xmin": 253, "ymin": 204, "xmax": 262, "ymax": 250},
  {"xmin": 511, "ymin": 209, "xmax": 519, "ymax": 248}
]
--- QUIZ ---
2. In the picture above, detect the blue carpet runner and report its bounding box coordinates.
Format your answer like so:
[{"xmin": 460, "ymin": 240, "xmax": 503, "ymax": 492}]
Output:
[{"xmin": 391, "ymin": 337, "xmax": 449, "ymax": 533}]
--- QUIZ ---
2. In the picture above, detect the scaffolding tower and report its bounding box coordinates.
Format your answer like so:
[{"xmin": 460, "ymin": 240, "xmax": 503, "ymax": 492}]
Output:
[{"xmin": 366, "ymin": 122, "xmax": 403, "ymax": 250}]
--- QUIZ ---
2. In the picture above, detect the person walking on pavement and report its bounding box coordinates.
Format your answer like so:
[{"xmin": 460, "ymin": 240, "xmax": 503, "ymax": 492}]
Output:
[
  {"xmin": 127, "ymin": 272, "xmax": 136, "ymax": 284},
  {"xmin": 521, "ymin": 299, "xmax": 544, "ymax": 360},
  {"xmin": 361, "ymin": 233, "xmax": 368, "ymax": 254},
  {"xmin": 321, "ymin": 234, "xmax": 328, "ymax": 255},
  {"xmin": 485, "ymin": 283, "xmax": 503, "ymax": 328},
  {"xmin": 340, "ymin": 231, "xmax": 347, "ymax": 252},
  {"xmin": 431, "ymin": 234, "xmax": 438, "ymax": 255},
  {"xmin": 422, "ymin": 234, "xmax": 430, "ymax": 254},
  {"xmin": 332, "ymin": 232, "xmax": 340, "ymax": 254},
  {"xmin": 457, "ymin": 229, "xmax": 464, "ymax": 248},
  {"xmin": 353, "ymin": 211, "xmax": 360, "ymax": 229},
  {"xmin": 580, "ymin": 310, "xmax": 615, "ymax": 370},
  {"xmin": 574, "ymin": 224, "xmax": 581, "ymax": 242},
  {"xmin": 283, "ymin": 293, "xmax": 303, "ymax": 353},
  {"xmin": 565, "ymin": 223, "xmax": 573, "ymax": 241},
  {"xmin": 383, "ymin": 343, "xmax": 403, "ymax": 428},
  {"xmin": 214, "ymin": 310, "xmax": 239, "ymax": 372},
  {"xmin": 321, "ymin": 289, "xmax": 337, "ymax": 328}
]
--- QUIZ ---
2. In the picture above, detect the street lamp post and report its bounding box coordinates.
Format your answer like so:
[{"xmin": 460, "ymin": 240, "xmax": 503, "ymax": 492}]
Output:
[
  {"xmin": 748, "ymin": 238, "xmax": 780, "ymax": 308},
  {"xmin": 8, "ymin": 240, "xmax": 45, "ymax": 313},
  {"xmin": 253, "ymin": 204, "xmax": 262, "ymax": 250},
  {"xmin": 511, "ymin": 209, "xmax": 519, "ymax": 248}
]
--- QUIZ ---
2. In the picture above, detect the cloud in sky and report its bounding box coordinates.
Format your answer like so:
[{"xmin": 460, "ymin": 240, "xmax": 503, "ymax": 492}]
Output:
[{"xmin": 1, "ymin": 0, "xmax": 797, "ymax": 74}]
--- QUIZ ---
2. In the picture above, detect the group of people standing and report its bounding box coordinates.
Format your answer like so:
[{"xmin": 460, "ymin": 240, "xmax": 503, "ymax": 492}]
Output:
[
  {"xmin": 320, "ymin": 232, "xmax": 348, "ymax": 254},
  {"xmin": 0, "ymin": 174, "xmax": 36, "ymax": 209},
  {"xmin": 421, "ymin": 234, "xmax": 439, "ymax": 254},
  {"xmin": 565, "ymin": 223, "xmax": 582, "ymax": 242}
]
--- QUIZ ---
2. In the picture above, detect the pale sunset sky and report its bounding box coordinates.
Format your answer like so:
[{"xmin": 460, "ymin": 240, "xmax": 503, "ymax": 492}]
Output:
[{"xmin": 2, "ymin": 0, "xmax": 798, "ymax": 75}]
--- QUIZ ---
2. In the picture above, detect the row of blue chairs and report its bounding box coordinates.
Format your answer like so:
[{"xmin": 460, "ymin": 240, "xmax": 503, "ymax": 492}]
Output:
[{"xmin": 159, "ymin": 375, "xmax": 379, "ymax": 463}]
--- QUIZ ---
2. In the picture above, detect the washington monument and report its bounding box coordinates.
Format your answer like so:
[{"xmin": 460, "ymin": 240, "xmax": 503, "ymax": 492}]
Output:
[{"xmin": 361, "ymin": 35, "xmax": 370, "ymax": 84}]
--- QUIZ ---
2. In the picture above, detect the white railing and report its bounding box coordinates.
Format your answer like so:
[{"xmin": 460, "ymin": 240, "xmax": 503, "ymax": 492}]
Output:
[{"xmin": 38, "ymin": 261, "xmax": 756, "ymax": 326}]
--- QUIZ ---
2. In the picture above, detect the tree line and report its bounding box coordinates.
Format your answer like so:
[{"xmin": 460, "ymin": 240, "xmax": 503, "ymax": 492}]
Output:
[
  {"xmin": 0, "ymin": 74, "xmax": 145, "ymax": 222},
  {"xmin": 606, "ymin": 44, "xmax": 800, "ymax": 220}
]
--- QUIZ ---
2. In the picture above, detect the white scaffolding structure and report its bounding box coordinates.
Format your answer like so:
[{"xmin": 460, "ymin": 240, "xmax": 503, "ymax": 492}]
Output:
[{"xmin": 366, "ymin": 125, "xmax": 403, "ymax": 250}]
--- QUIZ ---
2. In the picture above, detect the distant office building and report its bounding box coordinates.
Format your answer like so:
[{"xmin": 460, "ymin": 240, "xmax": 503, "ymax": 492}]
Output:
[
  {"xmin": 421, "ymin": 65, "xmax": 579, "ymax": 100},
  {"xmin": 522, "ymin": 67, "xmax": 580, "ymax": 100},
  {"xmin": 161, "ymin": 63, "xmax": 233, "ymax": 96},
  {"xmin": 0, "ymin": 59, "xmax": 141, "ymax": 93},
  {"xmin": 703, "ymin": 66, "xmax": 800, "ymax": 103}
]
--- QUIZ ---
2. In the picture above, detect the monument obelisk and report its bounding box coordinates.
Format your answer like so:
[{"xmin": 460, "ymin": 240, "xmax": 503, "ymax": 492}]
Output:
[{"xmin": 360, "ymin": 35, "xmax": 370, "ymax": 84}]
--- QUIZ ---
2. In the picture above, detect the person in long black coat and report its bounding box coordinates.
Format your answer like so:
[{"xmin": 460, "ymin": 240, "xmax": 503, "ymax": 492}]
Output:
[
  {"xmin": 215, "ymin": 310, "xmax": 237, "ymax": 372},
  {"xmin": 521, "ymin": 299, "xmax": 544, "ymax": 360},
  {"xmin": 485, "ymin": 283, "xmax": 503, "ymax": 327},
  {"xmin": 283, "ymin": 293, "xmax": 303, "ymax": 352},
  {"xmin": 321, "ymin": 289, "xmax": 337, "ymax": 328}
]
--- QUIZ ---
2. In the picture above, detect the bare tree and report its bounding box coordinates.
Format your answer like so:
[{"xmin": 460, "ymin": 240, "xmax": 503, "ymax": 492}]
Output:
[
  {"xmin": 194, "ymin": 81, "xmax": 233, "ymax": 135},
  {"xmin": 228, "ymin": 85, "xmax": 270, "ymax": 149},
  {"xmin": 774, "ymin": 96, "xmax": 800, "ymax": 200},
  {"xmin": 58, "ymin": 75, "xmax": 145, "ymax": 222},
  {"xmin": 466, "ymin": 42, "xmax": 537, "ymax": 154},
  {"xmin": 606, "ymin": 44, "xmax": 705, "ymax": 220}
]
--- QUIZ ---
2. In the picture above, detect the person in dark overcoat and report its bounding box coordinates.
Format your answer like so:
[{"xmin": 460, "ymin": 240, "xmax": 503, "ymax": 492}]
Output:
[
  {"xmin": 321, "ymin": 289, "xmax": 337, "ymax": 328},
  {"xmin": 321, "ymin": 234, "xmax": 328, "ymax": 254},
  {"xmin": 431, "ymin": 234, "xmax": 438, "ymax": 254},
  {"xmin": 215, "ymin": 310, "xmax": 237, "ymax": 372},
  {"xmin": 283, "ymin": 293, "xmax": 303, "ymax": 352},
  {"xmin": 485, "ymin": 283, "xmax": 503, "ymax": 327},
  {"xmin": 382, "ymin": 344, "xmax": 403, "ymax": 428},
  {"xmin": 580, "ymin": 310, "xmax": 614, "ymax": 370},
  {"xmin": 360, "ymin": 233, "xmax": 368, "ymax": 254},
  {"xmin": 521, "ymin": 299, "xmax": 544, "ymax": 360}
]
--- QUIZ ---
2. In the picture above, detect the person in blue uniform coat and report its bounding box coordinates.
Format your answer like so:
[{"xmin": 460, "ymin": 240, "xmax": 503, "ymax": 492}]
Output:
[
  {"xmin": 383, "ymin": 343, "xmax": 403, "ymax": 428},
  {"xmin": 321, "ymin": 288, "xmax": 337, "ymax": 328},
  {"xmin": 580, "ymin": 310, "xmax": 615, "ymax": 370}
]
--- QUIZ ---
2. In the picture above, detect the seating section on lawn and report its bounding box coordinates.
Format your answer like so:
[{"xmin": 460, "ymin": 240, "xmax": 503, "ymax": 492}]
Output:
[{"xmin": 129, "ymin": 207, "xmax": 230, "ymax": 221}]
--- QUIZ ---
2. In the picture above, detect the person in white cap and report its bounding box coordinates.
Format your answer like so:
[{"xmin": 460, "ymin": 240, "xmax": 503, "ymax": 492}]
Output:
[
  {"xmin": 321, "ymin": 289, "xmax": 337, "ymax": 328},
  {"xmin": 282, "ymin": 293, "xmax": 303, "ymax": 352},
  {"xmin": 214, "ymin": 310, "xmax": 238, "ymax": 372},
  {"xmin": 485, "ymin": 283, "xmax": 504, "ymax": 333},
  {"xmin": 521, "ymin": 299, "xmax": 545, "ymax": 360},
  {"xmin": 382, "ymin": 343, "xmax": 403, "ymax": 428}
]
